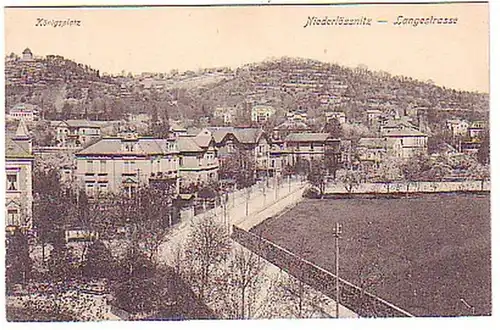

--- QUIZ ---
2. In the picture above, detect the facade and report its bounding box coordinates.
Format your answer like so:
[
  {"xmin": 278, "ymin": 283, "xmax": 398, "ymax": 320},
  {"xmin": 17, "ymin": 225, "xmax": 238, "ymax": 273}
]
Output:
[
  {"xmin": 446, "ymin": 119, "xmax": 470, "ymax": 137},
  {"xmin": 283, "ymin": 133, "xmax": 342, "ymax": 170},
  {"xmin": 74, "ymin": 132, "xmax": 179, "ymax": 197},
  {"xmin": 366, "ymin": 109, "xmax": 383, "ymax": 123},
  {"xmin": 5, "ymin": 121, "xmax": 34, "ymax": 230},
  {"xmin": 177, "ymin": 130, "xmax": 219, "ymax": 186},
  {"xmin": 208, "ymin": 127, "xmax": 272, "ymax": 177},
  {"xmin": 53, "ymin": 119, "xmax": 102, "ymax": 148},
  {"xmin": 21, "ymin": 47, "xmax": 34, "ymax": 61},
  {"xmin": 468, "ymin": 120, "xmax": 487, "ymax": 140},
  {"xmin": 381, "ymin": 127, "xmax": 428, "ymax": 159},
  {"xmin": 214, "ymin": 107, "xmax": 235, "ymax": 125},
  {"xmin": 325, "ymin": 111, "xmax": 346, "ymax": 124},
  {"xmin": 286, "ymin": 110, "xmax": 308, "ymax": 123},
  {"xmin": 251, "ymin": 105, "xmax": 276, "ymax": 123},
  {"xmin": 8, "ymin": 103, "xmax": 38, "ymax": 121},
  {"xmin": 272, "ymin": 120, "xmax": 311, "ymax": 142},
  {"xmin": 356, "ymin": 137, "xmax": 402, "ymax": 169}
]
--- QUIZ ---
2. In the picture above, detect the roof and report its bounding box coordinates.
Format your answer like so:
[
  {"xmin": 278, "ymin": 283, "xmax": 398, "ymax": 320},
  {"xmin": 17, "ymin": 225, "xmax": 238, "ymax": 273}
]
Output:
[
  {"xmin": 54, "ymin": 120, "xmax": 102, "ymax": 129},
  {"xmin": 274, "ymin": 121, "xmax": 309, "ymax": 130},
  {"xmin": 6, "ymin": 135, "xmax": 32, "ymax": 159},
  {"xmin": 177, "ymin": 136, "xmax": 203, "ymax": 152},
  {"xmin": 382, "ymin": 128, "xmax": 428, "ymax": 137},
  {"xmin": 194, "ymin": 134, "xmax": 212, "ymax": 148},
  {"xmin": 170, "ymin": 122, "xmax": 187, "ymax": 132},
  {"xmin": 206, "ymin": 127, "xmax": 265, "ymax": 144},
  {"xmin": 10, "ymin": 103, "xmax": 36, "ymax": 114},
  {"xmin": 76, "ymin": 137, "xmax": 172, "ymax": 156},
  {"xmin": 358, "ymin": 138, "xmax": 389, "ymax": 149},
  {"xmin": 284, "ymin": 133, "xmax": 332, "ymax": 143},
  {"xmin": 15, "ymin": 120, "xmax": 30, "ymax": 138},
  {"xmin": 23, "ymin": 48, "xmax": 32, "ymax": 54}
]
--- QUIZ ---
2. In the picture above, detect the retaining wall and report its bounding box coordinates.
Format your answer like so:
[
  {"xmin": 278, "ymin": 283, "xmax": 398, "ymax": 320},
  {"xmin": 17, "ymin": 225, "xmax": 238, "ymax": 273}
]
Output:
[{"xmin": 232, "ymin": 226, "xmax": 413, "ymax": 318}]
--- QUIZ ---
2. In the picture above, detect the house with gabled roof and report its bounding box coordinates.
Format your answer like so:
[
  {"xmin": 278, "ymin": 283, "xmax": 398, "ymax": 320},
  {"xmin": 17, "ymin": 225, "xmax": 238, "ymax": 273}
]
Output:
[
  {"xmin": 283, "ymin": 133, "xmax": 342, "ymax": 171},
  {"xmin": 381, "ymin": 127, "xmax": 428, "ymax": 159},
  {"xmin": 5, "ymin": 120, "xmax": 34, "ymax": 231},
  {"xmin": 206, "ymin": 127, "xmax": 272, "ymax": 178},
  {"xmin": 177, "ymin": 130, "xmax": 219, "ymax": 187},
  {"xmin": 53, "ymin": 119, "xmax": 102, "ymax": 148},
  {"xmin": 74, "ymin": 132, "xmax": 179, "ymax": 197}
]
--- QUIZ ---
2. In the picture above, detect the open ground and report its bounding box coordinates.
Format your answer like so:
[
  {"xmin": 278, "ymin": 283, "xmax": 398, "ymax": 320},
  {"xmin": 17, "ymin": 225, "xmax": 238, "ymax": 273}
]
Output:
[{"xmin": 251, "ymin": 193, "xmax": 491, "ymax": 317}]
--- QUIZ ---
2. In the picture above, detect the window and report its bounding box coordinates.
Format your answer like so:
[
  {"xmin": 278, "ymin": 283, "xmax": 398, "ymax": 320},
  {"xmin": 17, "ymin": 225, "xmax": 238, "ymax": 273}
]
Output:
[
  {"xmin": 85, "ymin": 183, "xmax": 94, "ymax": 196},
  {"xmin": 271, "ymin": 159, "xmax": 276, "ymax": 168},
  {"xmin": 86, "ymin": 160, "xmax": 94, "ymax": 173},
  {"xmin": 99, "ymin": 160, "xmax": 107, "ymax": 173},
  {"xmin": 7, "ymin": 209, "xmax": 19, "ymax": 226},
  {"xmin": 310, "ymin": 143, "xmax": 314, "ymax": 150},
  {"xmin": 97, "ymin": 183, "xmax": 108, "ymax": 194},
  {"xmin": 7, "ymin": 174, "xmax": 17, "ymax": 191},
  {"xmin": 179, "ymin": 157, "xmax": 184, "ymax": 167},
  {"xmin": 124, "ymin": 161, "xmax": 130, "ymax": 173}
]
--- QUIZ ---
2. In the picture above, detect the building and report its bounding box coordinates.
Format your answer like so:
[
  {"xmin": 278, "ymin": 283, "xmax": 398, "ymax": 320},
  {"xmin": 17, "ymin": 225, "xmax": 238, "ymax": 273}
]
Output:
[
  {"xmin": 177, "ymin": 130, "xmax": 219, "ymax": 187},
  {"xmin": 446, "ymin": 119, "xmax": 470, "ymax": 137},
  {"xmin": 468, "ymin": 120, "xmax": 487, "ymax": 141},
  {"xmin": 272, "ymin": 120, "xmax": 311, "ymax": 141},
  {"xmin": 283, "ymin": 133, "xmax": 342, "ymax": 171},
  {"xmin": 207, "ymin": 127, "xmax": 272, "ymax": 178},
  {"xmin": 381, "ymin": 127, "xmax": 428, "ymax": 159},
  {"xmin": 325, "ymin": 111, "xmax": 346, "ymax": 124},
  {"xmin": 8, "ymin": 103, "xmax": 38, "ymax": 121},
  {"xmin": 5, "ymin": 120, "xmax": 34, "ymax": 230},
  {"xmin": 213, "ymin": 107, "xmax": 235, "ymax": 125},
  {"xmin": 356, "ymin": 137, "xmax": 402, "ymax": 169},
  {"xmin": 21, "ymin": 47, "xmax": 34, "ymax": 61},
  {"xmin": 74, "ymin": 132, "xmax": 180, "ymax": 197},
  {"xmin": 53, "ymin": 119, "xmax": 102, "ymax": 148},
  {"xmin": 366, "ymin": 109, "xmax": 383, "ymax": 123},
  {"xmin": 286, "ymin": 110, "xmax": 308, "ymax": 123},
  {"xmin": 251, "ymin": 105, "xmax": 276, "ymax": 123}
]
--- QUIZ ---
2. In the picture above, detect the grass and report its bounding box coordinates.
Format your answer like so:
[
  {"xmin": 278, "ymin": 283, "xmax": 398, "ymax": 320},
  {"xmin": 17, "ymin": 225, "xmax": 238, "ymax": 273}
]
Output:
[{"xmin": 251, "ymin": 193, "xmax": 491, "ymax": 317}]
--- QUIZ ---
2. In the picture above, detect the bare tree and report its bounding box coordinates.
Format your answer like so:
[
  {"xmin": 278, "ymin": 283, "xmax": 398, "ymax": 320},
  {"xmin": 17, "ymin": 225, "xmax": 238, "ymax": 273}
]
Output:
[
  {"xmin": 217, "ymin": 247, "xmax": 266, "ymax": 319},
  {"xmin": 273, "ymin": 238, "xmax": 327, "ymax": 318},
  {"xmin": 184, "ymin": 214, "xmax": 232, "ymax": 301}
]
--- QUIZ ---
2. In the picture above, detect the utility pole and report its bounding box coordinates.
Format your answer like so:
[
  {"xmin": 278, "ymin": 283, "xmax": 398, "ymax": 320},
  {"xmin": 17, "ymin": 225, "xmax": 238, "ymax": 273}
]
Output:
[{"xmin": 333, "ymin": 222, "xmax": 343, "ymax": 319}]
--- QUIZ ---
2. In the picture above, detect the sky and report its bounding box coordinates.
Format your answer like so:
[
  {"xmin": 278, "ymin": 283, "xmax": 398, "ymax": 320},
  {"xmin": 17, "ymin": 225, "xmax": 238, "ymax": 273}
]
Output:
[{"xmin": 4, "ymin": 3, "xmax": 489, "ymax": 92}]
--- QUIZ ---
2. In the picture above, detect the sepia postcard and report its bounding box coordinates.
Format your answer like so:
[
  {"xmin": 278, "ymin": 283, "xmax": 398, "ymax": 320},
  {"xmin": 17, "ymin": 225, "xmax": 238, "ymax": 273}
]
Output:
[{"xmin": 2, "ymin": 0, "xmax": 494, "ymax": 326}]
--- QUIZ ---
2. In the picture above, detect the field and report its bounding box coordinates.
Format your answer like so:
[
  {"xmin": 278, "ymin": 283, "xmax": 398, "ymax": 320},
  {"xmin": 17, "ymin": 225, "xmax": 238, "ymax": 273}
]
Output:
[{"xmin": 251, "ymin": 193, "xmax": 491, "ymax": 317}]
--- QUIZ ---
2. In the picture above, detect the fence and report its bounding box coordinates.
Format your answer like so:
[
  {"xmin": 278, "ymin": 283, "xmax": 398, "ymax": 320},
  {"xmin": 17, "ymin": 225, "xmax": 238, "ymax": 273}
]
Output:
[
  {"xmin": 325, "ymin": 180, "xmax": 490, "ymax": 195},
  {"xmin": 232, "ymin": 226, "xmax": 414, "ymax": 318}
]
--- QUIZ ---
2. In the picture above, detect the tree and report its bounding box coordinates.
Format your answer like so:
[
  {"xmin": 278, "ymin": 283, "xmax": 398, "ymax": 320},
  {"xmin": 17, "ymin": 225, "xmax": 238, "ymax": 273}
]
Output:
[
  {"xmin": 112, "ymin": 249, "xmax": 162, "ymax": 316},
  {"xmin": 132, "ymin": 186, "xmax": 174, "ymax": 262},
  {"xmin": 307, "ymin": 159, "xmax": 328, "ymax": 198},
  {"xmin": 401, "ymin": 154, "xmax": 429, "ymax": 195},
  {"xmin": 467, "ymin": 163, "xmax": 490, "ymax": 191},
  {"xmin": 32, "ymin": 167, "xmax": 70, "ymax": 263},
  {"xmin": 323, "ymin": 118, "xmax": 343, "ymax": 139},
  {"xmin": 46, "ymin": 241, "xmax": 80, "ymax": 282},
  {"xmin": 376, "ymin": 157, "xmax": 403, "ymax": 193},
  {"xmin": 338, "ymin": 169, "xmax": 362, "ymax": 193},
  {"xmin": 477, "ymin": 133, "xmax": 490, "ymax": 165},
  {"xmin": 184, "ymin": 214, "xmax": 232, "ymax": 301},
  {"xmin": 81, "ymin": 240, "xmax": 117, "ymax": 280},
  {"xmin": 274, "ymin": 239, "xmax": 326, "ymax": 318},
  {"xmin": 6, "ymin": 229, "xmax": 33, "ymax": 293},
  {"xmin": 218, "ymin": 247, "xmax": 266, "ymax": 319}
]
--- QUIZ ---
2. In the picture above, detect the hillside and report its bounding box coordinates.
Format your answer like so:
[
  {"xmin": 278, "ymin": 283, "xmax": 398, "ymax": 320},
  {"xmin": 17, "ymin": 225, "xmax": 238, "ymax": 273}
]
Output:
[{"xmin": 4, "ymin": 54, "xmax": 489, "ymax": 131}]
